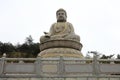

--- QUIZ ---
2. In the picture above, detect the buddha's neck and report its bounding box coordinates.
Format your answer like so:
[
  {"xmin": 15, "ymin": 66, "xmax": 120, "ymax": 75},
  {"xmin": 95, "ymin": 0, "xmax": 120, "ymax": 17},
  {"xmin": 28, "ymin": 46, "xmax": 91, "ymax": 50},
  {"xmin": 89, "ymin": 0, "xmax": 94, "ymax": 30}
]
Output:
[
  {"xmin": 57, "ymin": 22, "xmax": 66, "ymax": 24},
  {"xmin": 57, "ymin": 20, "xmax": 66, "ymax": 22}
]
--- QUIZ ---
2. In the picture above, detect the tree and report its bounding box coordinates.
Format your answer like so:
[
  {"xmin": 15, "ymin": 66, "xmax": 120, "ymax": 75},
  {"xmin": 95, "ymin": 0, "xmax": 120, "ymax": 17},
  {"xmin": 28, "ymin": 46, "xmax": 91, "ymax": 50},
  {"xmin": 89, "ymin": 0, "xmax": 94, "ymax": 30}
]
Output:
[
  {"xmin": 0, "ymin": 41, "xmax": 3, "ymax": 57},
  {"xmin": 0, "ymin": 35, "xmax": 40, "ymax": 58},
  {"xmin": 100, "ymin": 54, "xmax": 114, "ymax": 63},
  {"xmin": 16, "ymin": 36, "xmax": 40, "ymax": 58},
  {"xmin": 116, "ymin": 54, "xmax": 120, "ymax": 59},
  {"xmin": 0, "ymin": 42, "xmax": 15, "ymax": 53},
  {"xmin": 25, "ymin": 35, "xmax": 33, "ymax": 45},
  {"xmin": 100, "ymin": 54, "xmax": 114, "ymax": 59},
  {"xmin": 114, "ymin": 54, "xmax": 120, "ymax": 64}
]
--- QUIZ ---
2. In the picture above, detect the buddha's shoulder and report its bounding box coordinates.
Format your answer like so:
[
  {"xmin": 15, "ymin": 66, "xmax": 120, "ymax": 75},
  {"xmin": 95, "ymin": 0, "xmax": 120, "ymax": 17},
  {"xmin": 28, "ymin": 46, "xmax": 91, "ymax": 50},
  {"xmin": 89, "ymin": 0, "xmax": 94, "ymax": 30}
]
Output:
[
  {"xmin": 50, "ymin": 23, "xmax": 56, "ymax": 27},
  {"xmin": 66, "ymin": 22, "xmax": 72, "ymax": 25}
]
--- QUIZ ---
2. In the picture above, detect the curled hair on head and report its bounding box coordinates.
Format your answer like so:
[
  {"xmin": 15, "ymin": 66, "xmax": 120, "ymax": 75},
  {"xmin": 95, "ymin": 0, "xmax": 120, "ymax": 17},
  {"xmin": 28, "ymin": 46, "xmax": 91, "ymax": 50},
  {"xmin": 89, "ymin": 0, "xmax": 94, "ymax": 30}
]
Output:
[{"xmin": 56, "ymin": 8, "xmax": 67, "ymax": 17}]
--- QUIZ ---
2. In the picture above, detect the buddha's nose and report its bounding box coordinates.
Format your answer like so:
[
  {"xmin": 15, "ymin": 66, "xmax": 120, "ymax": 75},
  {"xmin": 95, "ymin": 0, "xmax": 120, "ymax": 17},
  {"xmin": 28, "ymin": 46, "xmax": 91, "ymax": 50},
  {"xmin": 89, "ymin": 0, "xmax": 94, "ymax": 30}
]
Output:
[{"xmin": 59, "ymin": 16, "xmax": 63, "ymax": 18}]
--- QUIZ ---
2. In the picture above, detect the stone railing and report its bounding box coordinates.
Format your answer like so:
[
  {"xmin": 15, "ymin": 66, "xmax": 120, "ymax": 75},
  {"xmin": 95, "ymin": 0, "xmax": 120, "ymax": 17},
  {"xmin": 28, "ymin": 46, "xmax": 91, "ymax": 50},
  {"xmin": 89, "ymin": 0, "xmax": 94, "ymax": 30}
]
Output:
[{"xmin": 0, "ymin": 54, "xmax": 120, "ymax": 79}]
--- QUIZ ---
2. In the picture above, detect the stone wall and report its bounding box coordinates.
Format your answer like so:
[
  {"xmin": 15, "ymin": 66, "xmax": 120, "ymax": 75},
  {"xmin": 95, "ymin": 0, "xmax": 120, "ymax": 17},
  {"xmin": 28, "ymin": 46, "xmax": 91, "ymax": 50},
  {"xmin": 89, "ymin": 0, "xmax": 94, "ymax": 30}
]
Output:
[
  {"xmin": 0, "ymin": 57, "xmax": 120, "ymax": 80},
  {"xmin": 0, "ymin": 78, "xmax": 120, "ymax": 80}
]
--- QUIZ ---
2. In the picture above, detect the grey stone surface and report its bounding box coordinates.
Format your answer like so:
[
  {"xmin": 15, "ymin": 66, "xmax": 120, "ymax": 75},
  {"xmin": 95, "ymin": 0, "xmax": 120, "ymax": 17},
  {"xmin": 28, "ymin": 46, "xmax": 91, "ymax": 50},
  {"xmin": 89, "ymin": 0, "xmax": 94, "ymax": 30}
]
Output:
[
  {"xmin": 5, "ymin": 63, "xmax": 35, "ymax": 73},
  {"xmin": 0, "ymin": 78, "xmax": 120, "ymax": 80},
  {"xmin": 100, "ymin": 64, "xmax": 120, "ymax": 73},
  {"xmin": 65, "ymin": 64, "xmax": 93, "ymax": 73}
]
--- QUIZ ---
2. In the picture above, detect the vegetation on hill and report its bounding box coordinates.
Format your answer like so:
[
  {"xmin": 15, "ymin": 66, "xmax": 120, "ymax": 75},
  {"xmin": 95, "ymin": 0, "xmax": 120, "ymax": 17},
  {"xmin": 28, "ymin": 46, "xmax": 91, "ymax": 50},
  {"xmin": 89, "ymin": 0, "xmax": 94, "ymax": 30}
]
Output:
[{"xmin": 0, "ymin": 35, "xmax": 40, "ymax": 58}]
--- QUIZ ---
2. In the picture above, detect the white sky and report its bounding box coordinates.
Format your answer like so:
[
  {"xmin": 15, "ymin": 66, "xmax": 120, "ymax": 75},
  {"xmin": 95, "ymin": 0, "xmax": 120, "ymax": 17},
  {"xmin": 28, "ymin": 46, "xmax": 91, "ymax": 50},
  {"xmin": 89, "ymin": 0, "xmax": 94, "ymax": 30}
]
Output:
[{"xmin": 0, "ymin": 0, "xmax": 120, "ymax": 56}]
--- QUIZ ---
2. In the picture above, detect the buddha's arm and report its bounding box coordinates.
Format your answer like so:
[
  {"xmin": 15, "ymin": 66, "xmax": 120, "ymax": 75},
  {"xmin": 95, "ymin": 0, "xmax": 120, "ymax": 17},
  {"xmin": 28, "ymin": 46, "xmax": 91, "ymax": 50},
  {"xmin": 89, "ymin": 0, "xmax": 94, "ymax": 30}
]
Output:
[
  {"xmin": 43, "ymin": 24, "xmax": 55, "ymax": 38},
  {"xmin": 47, "ymin": 23, "xmax": 55, "ymax": 37},
  {"xmin": 69, "ymin": 23, "xmax": 75, "ymax": 34}
]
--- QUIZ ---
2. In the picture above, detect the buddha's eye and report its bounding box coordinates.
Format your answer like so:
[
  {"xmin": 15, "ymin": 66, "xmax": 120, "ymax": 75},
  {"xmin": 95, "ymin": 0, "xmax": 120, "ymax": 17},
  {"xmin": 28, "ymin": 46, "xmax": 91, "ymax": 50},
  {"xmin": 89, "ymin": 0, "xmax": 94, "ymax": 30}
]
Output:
[{"xmin": 58, "ymin": 12, "xmax": 65, "ymax": 16}]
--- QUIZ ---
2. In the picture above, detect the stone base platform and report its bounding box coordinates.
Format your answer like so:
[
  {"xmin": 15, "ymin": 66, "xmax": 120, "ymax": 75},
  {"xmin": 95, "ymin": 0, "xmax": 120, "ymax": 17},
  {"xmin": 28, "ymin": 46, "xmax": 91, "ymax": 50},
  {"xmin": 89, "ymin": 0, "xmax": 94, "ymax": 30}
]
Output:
[
  {"xmin": 38, "ymin": 48, "xmax": 83, "ymax": 58},
  {"xmin": 40, "ymin": 40, "xmax": 82, "ymax": 51},
  {"xmin": 38, "ymin": 40, "xmax": 83, "ymax": 58}
]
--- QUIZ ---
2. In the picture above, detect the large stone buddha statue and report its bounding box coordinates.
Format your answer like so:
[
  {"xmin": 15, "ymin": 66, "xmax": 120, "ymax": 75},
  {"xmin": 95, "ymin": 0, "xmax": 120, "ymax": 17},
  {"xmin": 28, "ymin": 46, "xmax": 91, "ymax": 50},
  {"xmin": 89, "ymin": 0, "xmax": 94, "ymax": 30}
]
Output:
[
  {"xmin": 40, "ymin": 8, "xmax": 80, "ymax": 43},
  {"xmin": 38, "ymin": 8, "xmax": 83, "ymax": 58}
]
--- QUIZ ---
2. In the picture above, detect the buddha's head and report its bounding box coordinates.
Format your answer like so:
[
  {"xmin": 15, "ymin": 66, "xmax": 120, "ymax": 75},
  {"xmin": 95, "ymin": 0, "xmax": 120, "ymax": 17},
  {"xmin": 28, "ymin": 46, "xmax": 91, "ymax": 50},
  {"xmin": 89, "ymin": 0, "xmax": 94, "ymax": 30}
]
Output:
[{"xmin": 56, "ymin": 8, "xmax": 67, "ymax": 22}]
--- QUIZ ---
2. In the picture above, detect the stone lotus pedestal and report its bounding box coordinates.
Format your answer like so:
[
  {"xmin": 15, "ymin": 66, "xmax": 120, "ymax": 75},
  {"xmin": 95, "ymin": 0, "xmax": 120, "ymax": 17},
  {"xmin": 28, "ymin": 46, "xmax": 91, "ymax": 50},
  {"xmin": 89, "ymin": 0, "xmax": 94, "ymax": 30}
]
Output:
[{"xmin": 38, "ymin": 40, "xmax": 83, "ymax": 58}]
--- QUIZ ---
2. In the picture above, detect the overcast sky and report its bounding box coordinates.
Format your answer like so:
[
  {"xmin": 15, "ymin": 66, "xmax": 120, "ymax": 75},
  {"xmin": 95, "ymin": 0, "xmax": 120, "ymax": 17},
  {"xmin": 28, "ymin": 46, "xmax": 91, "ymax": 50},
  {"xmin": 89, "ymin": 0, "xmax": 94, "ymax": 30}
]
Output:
[{"xmin": 0, "ymin": 0, "xmax": 120, "ymax": 56}]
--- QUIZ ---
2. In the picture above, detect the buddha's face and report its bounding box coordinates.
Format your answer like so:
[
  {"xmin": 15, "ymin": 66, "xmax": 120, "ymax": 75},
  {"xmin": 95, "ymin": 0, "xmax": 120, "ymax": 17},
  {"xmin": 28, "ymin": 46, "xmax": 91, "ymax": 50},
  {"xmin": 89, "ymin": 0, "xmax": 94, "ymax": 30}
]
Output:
[{"xmin": 56, "ymin": 11, "xmax": 67, "ymax": 22}]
